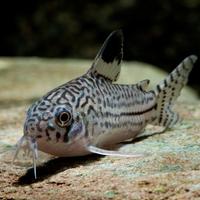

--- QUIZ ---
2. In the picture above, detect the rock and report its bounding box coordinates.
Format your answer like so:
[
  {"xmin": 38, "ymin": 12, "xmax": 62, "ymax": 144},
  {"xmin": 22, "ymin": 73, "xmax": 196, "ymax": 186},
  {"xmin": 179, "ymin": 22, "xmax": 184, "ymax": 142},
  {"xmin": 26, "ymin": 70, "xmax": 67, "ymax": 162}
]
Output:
[{"xmin": 0, "ymin": 58, "xmax": 199, "ymax": 199}]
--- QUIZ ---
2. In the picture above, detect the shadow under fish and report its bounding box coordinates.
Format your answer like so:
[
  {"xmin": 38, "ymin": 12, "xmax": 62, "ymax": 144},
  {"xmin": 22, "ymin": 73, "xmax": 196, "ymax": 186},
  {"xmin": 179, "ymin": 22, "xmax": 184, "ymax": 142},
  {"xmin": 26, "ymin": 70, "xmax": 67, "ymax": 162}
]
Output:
[{"xmin": 14, "ymin": 154, "xmax": 102, "ymax": 185}]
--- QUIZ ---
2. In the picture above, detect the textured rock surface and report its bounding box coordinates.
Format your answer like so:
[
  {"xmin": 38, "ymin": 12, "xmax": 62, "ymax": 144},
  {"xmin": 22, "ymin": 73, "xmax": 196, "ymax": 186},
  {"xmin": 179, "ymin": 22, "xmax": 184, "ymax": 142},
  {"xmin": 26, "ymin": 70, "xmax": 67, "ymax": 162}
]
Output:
[{"xmin": 0, "ymin": 58, "xmax": 199, "ymax": 199}]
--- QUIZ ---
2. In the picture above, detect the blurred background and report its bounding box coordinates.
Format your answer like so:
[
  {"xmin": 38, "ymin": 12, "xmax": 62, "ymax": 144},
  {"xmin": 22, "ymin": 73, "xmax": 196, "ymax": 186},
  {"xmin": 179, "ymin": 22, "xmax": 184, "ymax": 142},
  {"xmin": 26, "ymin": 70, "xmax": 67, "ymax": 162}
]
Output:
[{"xmin": 0, "ymin": 0, "xmax": 199, "ymax": 93}]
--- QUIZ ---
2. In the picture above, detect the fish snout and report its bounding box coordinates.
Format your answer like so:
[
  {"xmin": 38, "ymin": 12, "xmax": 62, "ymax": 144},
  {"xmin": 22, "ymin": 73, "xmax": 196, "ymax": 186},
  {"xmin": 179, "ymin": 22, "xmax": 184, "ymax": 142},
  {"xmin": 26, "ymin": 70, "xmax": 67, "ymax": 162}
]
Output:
[
  {"xmin": 23, "ymin": 117, "xmax": 43, "ymax": 138},
  {"xmin": 24, "ymin": 111, "xmax": 54, "ymax": 136}
]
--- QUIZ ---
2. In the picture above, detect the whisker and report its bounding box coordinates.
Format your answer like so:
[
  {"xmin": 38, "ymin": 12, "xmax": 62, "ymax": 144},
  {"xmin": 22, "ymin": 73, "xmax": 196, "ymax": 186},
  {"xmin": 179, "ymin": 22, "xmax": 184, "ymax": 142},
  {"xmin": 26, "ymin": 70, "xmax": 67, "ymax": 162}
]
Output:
[
  {"xmin": 32, "ymin": 150, "xmax": 37, "ymax": 179},
  {"xmin": 12, "ymin": 136, "xmax": 26, "ymax": 164},
  {"xmin": 27, "ymin": 137, "xmax": 38, "ymax": 179},
  {"xmin": 13, "ymin": 136, "xmax": 39, "ymax": 179}
]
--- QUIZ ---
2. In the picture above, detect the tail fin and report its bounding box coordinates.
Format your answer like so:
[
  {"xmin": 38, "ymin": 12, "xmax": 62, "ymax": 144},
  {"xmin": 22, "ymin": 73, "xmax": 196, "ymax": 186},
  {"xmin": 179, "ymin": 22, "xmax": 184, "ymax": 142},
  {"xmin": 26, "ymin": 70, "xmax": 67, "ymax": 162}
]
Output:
[{"xmin": 151, "ymin": 55, "xmax": 198, "ymax": 128}]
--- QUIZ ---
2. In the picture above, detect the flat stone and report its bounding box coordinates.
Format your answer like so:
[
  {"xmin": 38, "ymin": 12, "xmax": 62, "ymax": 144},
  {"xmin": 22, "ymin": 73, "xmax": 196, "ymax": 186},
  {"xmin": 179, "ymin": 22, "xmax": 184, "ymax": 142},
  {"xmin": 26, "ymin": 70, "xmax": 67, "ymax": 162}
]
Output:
[{"xmin": 0, "ymin": 58, "xmax": 199, "ymax": 199}]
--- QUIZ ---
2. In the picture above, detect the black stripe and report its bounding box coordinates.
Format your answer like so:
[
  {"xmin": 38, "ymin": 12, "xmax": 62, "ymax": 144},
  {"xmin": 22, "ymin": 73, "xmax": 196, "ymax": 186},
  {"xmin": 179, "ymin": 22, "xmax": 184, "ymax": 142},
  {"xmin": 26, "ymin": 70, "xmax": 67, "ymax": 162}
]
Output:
[
  {"xmin": 164, "ymin": 79, "xmax": 167, "ymax": 87},
  {"xmin": 81, "ymin": 96, "xmax": 89, "ymax": 108},
  {"xmin": 46, "ymin": 91, "xmax": 60, "ymax": 101},
  {"xmin": 69, "ymin": 84, "xmax": 82, "ymax": 91},
  {"xmin": 188, "ymin": 56, "xmax": 194, "ymax": 64},
  {"xmin": 157, "ymin": 85, "xmax": 161, "ymax": 93},
  {"xmin": 163, "ymin": 117, "xmax": 168, "ymax": 127},
  {"xmin": 103, "ymin": 80, "xmax": 112, "ymax": 93},
  {"xmin": 170, "ymin": 73, "xmax": 174, "ymax": 82},
  {"xmin": 32, "ymin": 104, "xmax": 38, "ymax": 113},
  {"xmin": 45, "ymin": 129, "xmax": 51, "ymax": 140},
  {"xmin": 69, "ymin": 87, "xmax": 80, "ymax": 95},
  {"xmin": 75, "ymin": 91, "xmax": 85, "ymax": 109},
  {"xmin": 66, "ymin": 89, "xmax": 76, "ymax": 102},
  {"xmin": 79, "ymin": 77, "xmax": 94, "ymax": 89},
  {"xmin": 38, "ymin": 107, "xmax": 48, "ymax": 111},
  {"xmin": 102, "ymin": 103, "xmax": 157, "ymax": 119},
  {"xmin": 48, "ymin": 125, "xmax": 55, "ymax": 131},
  {"xmin": 87, "ymin": 73, "xmax": 98, "ymax": 86},
  {"xmin": 56, "ymin": 132, "xmax": 61, "ymax": 142},
  {"xmin": 120, "ymin": 104, "xmax": 156, "ymax": 116},
  {"xmin": 159, "ymin": 115, "xmax": 163, "ymax": 124},
  {"xmin": 87, "ymin": 105, "xmax": 98, "ymax": 116},
  {"xmin": 81, "ymin": 96, "xmax": 95, "ymax": 108}
]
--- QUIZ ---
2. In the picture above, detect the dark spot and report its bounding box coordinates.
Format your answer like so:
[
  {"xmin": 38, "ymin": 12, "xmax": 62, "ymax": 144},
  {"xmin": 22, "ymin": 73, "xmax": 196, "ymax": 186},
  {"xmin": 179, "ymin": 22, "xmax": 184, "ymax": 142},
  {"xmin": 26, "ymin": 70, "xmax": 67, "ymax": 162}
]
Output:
[
  {"xmin": 96, "ymin": 90, "xmax": 100, "ymax": 96},
  {"xmin": 159, "ymin": 115, "xmax": 163, "ymax": 124},
  {"xmin": 63, "ymin": 124, "xmax": 72, "ymax": 143},
  {"xmin": 164, "ymin": 79, "xmax": 167, "ymax": 87},
  {"xmin": 38, "ymin": 107, "xmax": 47, "ymax": 112},
  {"xmin": 36, "ymin": 123, "xmax": 42, "ymax": 132},
  {"xmin": 100, "ymin": 122, "xmax": 104, "ymax": 128},
  {"xmin": 97, "ymin": 98, "xmax": 101, "ymax": 104},
  {"xmin": 105, "ymin": 121, "xmax": 109, "ymax": 128},
  {"xmin": 48, "ymin": 125, "xmax": 55, "ymax": 131},
  {"xmin": 32, "ymin": 105, "xmax": 37, "ymax": 112},
  {"xmin": 75, "ymin": 115, "xmax": 80, "ymax": 122},
  {"xmin": 56, "ymin": 132, "xmax": 61, "ymax": 142},
  {"xmin": 36, "ymin": 135, "xmax": 42, "ymax": 139},
  {"xmin": 170, "ymin": 74, "xmax": 174, "ymax": 82},
  {"xmin": 40, "ymin": 102, "xmax": 46, "ymax": 106},
  {"xmin": 163, "ymin": 90, "xmax": 167, "ymax": 95},
  {"xmin": 45, "ymin": 130, "xmax": 51, "ymax": 141},
  {"xmin": 157, "ymin": 85, "xmax": 161, "ymax": 93},
  {"xmin": 27, "ymin": 119, "xmax": 35, "ymax": 123}
]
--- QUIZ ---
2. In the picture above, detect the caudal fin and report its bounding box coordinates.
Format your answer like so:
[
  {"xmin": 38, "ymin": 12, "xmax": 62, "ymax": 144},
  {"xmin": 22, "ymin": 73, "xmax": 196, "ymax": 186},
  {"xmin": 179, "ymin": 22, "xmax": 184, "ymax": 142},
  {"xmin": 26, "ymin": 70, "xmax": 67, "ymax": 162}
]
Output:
[{"xmin": 151, "ymin": 55, "xmax": 198, "ymax": 128}]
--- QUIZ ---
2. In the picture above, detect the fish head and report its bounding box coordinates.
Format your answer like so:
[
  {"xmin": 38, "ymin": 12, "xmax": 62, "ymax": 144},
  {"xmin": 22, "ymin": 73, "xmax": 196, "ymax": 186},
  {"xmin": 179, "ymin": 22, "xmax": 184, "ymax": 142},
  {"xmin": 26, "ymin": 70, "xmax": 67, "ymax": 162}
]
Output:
[
  {"xmin": 13, "ymin": 30, "xmax": 127, "ymax": 179},
  {"xmin": 23, "ymin": 90, "xmax": 89, "ymax": 156},
  {"xmin": 13, "ymin": 89, "xmax": 90, "ymax": 178}
]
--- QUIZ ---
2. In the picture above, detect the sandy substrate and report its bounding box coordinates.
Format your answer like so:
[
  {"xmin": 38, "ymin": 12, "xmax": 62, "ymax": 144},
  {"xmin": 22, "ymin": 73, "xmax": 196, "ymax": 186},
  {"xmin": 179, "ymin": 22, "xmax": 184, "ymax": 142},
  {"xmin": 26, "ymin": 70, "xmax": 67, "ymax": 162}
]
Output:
[{"xmin": 0, "ymin": 58, "xmax": 200, "ymax": 199}]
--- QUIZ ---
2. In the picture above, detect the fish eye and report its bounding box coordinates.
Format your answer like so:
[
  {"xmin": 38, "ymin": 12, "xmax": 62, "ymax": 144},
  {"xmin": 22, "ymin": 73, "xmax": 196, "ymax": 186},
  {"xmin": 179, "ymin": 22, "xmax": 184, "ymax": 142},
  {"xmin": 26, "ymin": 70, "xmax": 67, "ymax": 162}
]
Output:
[{"xmin": 56, "ymin": 111, "xmax": 72, "ymax": 127}]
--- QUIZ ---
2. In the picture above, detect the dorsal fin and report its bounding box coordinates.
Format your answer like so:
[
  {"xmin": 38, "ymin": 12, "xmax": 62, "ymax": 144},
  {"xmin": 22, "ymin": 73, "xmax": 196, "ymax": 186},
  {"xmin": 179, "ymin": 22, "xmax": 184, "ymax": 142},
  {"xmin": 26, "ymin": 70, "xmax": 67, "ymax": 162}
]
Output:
[{"xmin": 89, "ymin": 30, "xmax": 123, "ymax": 82}]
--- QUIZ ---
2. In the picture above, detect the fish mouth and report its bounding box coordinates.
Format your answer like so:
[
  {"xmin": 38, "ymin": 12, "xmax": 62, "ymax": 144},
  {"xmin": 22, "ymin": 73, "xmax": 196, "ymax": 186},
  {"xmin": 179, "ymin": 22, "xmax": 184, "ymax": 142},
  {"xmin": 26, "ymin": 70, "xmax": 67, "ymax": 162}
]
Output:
[{"xmin": 13, "ymin": 135, "xmax": 38, "ymax": 179}]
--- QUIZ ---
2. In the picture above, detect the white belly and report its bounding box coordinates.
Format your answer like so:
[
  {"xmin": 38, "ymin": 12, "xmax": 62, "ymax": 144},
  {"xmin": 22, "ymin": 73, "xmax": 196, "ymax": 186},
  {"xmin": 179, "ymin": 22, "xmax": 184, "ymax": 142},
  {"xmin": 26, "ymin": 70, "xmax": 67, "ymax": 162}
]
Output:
[
  {"xmin": 92, "ymin": 127, "xmax": 143, "ymax": 148},
  {"xmin": 37, "ymin": 136, "xmax": 91, "ymax": 157}
]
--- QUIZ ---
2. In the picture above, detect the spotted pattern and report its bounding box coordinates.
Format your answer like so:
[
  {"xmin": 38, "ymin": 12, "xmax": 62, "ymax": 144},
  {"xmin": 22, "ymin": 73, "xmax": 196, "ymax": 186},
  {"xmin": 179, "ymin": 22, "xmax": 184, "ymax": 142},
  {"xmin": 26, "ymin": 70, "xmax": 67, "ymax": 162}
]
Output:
[
  {"xmin": 24, "ymin": 69, "xmax": 157, "ymax": 146},
  {"xmin": 153, "ymin": 55, "xmax": 197, "ymax": 127},
  {"xmin": 23, "ymin": 55, "xmax": 197, "ymax": 153}
]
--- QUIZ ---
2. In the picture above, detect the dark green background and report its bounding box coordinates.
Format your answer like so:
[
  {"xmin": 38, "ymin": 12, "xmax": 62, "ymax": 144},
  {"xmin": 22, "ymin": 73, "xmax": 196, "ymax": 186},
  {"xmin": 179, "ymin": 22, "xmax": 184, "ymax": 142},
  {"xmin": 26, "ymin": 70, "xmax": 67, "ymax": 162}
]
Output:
[{"xmin": 0, "ymin": 0, "xmax": 199, "ymax": 90}]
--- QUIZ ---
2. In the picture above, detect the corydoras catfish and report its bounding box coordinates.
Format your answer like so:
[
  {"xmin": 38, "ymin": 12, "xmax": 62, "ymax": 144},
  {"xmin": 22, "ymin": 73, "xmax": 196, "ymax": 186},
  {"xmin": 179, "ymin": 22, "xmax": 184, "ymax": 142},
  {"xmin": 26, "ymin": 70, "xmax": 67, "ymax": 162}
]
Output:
[{"xmin": 13, "ymin": 30, "xmax": 198, "ymax": 178}]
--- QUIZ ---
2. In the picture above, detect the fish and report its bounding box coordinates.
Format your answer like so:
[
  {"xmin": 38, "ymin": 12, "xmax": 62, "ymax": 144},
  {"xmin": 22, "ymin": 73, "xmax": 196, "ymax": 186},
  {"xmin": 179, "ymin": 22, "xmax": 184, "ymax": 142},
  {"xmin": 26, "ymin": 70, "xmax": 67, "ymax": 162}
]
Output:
[{"xmin": 13, "ymin": 30, "xmax": 197, "ymax": 179}]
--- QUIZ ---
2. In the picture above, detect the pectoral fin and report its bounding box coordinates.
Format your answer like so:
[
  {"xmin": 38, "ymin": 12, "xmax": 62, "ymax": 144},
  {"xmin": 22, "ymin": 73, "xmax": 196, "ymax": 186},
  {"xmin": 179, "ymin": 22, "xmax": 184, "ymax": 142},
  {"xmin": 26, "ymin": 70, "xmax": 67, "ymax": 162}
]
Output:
[{"xmin": 87, "ymin": 145, "xmax": 147, "ymax": 158}]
